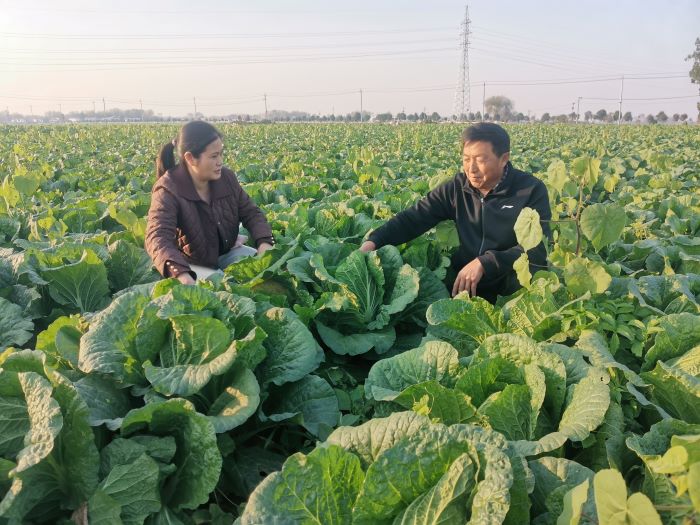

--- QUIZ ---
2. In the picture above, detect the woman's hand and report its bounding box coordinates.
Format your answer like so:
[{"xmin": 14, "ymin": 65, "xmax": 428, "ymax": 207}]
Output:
[
  {"xmin": 234, "ymin": 234, "xmax": 248, "ymax": 248},
  {"xmin": 257, "ymin": 242, "xmax": 274, "ymax": 255},
  {"xmin": 177, "ymin": 273, "xmax": 196, "ymax": 285},
  {"xmin": 359, "ymin": 240, "xmax": 376, "ymax": 252}
]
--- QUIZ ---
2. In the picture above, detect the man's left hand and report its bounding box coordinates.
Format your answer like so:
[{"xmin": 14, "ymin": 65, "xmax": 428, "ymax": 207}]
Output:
[
  {"xmin": 452, "ymin": 258, "xmax": 484, "ymax": 297},
  {"xmin": 257, "ymin": 242, "xmax": 274, "ymax": 255}
]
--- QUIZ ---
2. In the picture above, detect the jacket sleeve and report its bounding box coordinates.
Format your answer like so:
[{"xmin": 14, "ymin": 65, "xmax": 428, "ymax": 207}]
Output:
[
  {"xmin": 145, "ymin": 187, "xmax": 192, "ymax": 276},
  {"xmin": 233, "ymin": 176, "xmax": 274, "ymax": 247},
  {"xmin": 368, "ymin": 179, "xmax": 456, "ymax": 248},
  {"xmin": 477, "ymin": 179, "xmax": 552, "ymax": 277}
]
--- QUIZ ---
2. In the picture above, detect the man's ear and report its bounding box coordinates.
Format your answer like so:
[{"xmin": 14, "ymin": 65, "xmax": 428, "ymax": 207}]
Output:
[{"xmin": 501, "ymin": 151, "xmax": 510, "ymax": 165}]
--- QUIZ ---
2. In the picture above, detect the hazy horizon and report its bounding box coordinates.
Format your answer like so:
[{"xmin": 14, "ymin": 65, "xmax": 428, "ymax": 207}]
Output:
[{"xmin": 1, "ymin": 0, "xmax": 698, "ymax": 119}]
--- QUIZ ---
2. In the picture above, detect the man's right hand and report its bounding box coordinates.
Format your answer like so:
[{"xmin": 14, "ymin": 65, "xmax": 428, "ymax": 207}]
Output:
[
  {"xmin": 177, "ymin": 273, "xmax": 196, "ymax": 285},
  {"xmin": 451, "ymin": 258, "xmax": 484, "ymax": 297},
  {"xmin": 359, "ymin": 240, "xmax": 376, "ymax": 252}
]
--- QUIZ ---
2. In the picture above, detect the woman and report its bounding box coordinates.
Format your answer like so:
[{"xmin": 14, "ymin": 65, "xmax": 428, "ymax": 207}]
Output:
[{"xmin": 145, "ymin": 121, "xmax": 274, "ymax": 284}]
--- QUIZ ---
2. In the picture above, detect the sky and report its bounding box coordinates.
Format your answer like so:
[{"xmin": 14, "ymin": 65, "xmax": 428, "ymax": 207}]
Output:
[{"xmin": 0, "ymin": 0, "xmax": 698, "ymax": 119}]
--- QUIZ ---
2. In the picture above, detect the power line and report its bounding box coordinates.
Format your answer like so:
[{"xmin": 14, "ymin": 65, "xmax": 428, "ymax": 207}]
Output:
[
  {"xmin": 0, "ymin": 47, "xmax": 458, "ymax": 71},
  {"xmin": 266, "ymin": 90, "xmax": 358, "ymax": 98},
  {"xmin": 0, "ymin": 50, "xmax": 453, "ymax": 74},
  {"xmin": 0, "ymin": 37, "xmax": 458, "ymax": 56},
  {"xmin": 470, "ymin": 45, "xmax": 610, "ymax": 75},
  {"xmin": 2, "ymin": 5, "xmax": 426, "ymax": 16},
  {"xmin": 470, "ymin": 36, "xmax": 621, "ymax": 76},
  {"xmin": 583, "ymin": 95, "xmax": 697, "ymax": 101},
  {"xmin": 470, "ymin": 26, "xmax": 691, "ymax": 80},
  {"xmin": 367, "ymin": 85, "xmax": 456, "ymax": 94},
  {"xmin": 0, "ymin": 27, "xmax": 455, "ymax": 40},
  {"xmin": 0, "ymin": 75, "xmax": 694, "ymax": 105},
  {"xmin": 484, "ymin": 74, "xmax": 687, "ymax": 86},
  {"xmin": 470, "ymin": 26, "xmax": 660, "ymax": 74}
]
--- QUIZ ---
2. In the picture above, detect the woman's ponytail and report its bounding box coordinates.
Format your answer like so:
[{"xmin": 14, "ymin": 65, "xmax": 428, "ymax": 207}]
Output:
[{"xmin": 155, "ymin": 141, "xmax": 177, "ymax": 178}]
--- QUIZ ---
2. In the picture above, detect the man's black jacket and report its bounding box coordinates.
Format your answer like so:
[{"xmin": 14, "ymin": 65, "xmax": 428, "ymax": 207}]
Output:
[{"xmin": 368, "ymin": 162, "xmax": 552, "ymax": 302}]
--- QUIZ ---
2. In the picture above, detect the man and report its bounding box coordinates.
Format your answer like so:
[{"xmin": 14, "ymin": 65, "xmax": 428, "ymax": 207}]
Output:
[{"xmin": 360, "ymin": 122, "xmax": 551, "ymax": 303}]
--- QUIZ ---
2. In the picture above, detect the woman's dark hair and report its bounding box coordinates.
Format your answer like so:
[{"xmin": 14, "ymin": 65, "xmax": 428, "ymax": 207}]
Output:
[
  {"xmin": 461, "ymin": 122, "xmax": 510, "ymax": 157},
  {"xmin": 156, "ymin": 120, "xmax": 223, "ymax": 178}
]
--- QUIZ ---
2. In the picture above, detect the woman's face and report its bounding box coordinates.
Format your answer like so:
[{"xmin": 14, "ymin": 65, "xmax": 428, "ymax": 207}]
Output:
[{"xmin": 185, "ymin": 138, "xmax": 223, "ymax": 183}]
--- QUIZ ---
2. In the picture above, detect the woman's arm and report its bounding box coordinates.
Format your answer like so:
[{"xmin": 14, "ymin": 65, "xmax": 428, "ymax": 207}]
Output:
[
  {"xmin": 232, "ymin": 177, "xmax": 274, "ymax": 248},
  {"xmin": 145, "ymin": 187, "xmax": 194, "ymax": 280}
]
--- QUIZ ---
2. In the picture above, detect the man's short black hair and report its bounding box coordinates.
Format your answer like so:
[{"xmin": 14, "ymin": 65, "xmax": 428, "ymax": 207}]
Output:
[{"xmin": 461, "ymin": 123, "xmax": 510, "ymax": 157}]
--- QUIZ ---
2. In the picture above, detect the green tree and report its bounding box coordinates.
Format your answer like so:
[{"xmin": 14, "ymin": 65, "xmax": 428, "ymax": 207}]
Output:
[
  {"xmin": 484, "ymin": 96, "xmax": 514, "ymax": 120},
  {"xmin": 584, "ymin": 110, "xmax": 593, "ymax": 122},
  {"xmin": 656, "ymin": 111, "xmax": 668, "ymax": 123},
  {"xmin": 623, "ymin": 111, "xmax": 633, "ymax": 122},
  {"xmin": 595, "ymin": 109, "xmax": 607, "ymax": 121},
  {"xmin": 646, "ymin": 114, "xmax": 657, "ymax": 124},
  {"xmin": 540, "ymin": 112, "xmax": 551, "ymax": 122},
  {"xmin": 686, "ymin": 37, "xmax": 700, "ymax": 114}
]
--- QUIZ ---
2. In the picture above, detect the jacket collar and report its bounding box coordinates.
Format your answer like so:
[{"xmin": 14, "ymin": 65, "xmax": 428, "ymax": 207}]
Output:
[
  {"xmin": 163, "ymin": 164, "xmax": 233, "ymax": 201},
  {"xmin": 463, "ymin": 161, "xmax": 514, "ymax": 197}
]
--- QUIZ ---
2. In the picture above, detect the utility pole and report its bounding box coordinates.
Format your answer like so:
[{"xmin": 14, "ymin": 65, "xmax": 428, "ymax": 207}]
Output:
[
  {"xmin": 263, "ymin": 93, "xmax": 268, "ymax": 119},
  {"xmin": 29, "ymin": 105, "xmax": 33, "ymax": 116},
  {"xmin": 102, "ymin": 98, "xmax": 106, "ymax": 112},
  {"xmin": 92, "ymin": 100, "xmax": 96, "ymax": 113},
  {"xmin": 618, "ymin": 75, "xmax": 624, "ymax": 125},
  {"xmin": 359, "ymin": 89, "xmax": 363, "ymax": 122},
  {"xmin": 453, "ymin": 5, "xmax": 471, "ymax": 120},
  {"xmin": 139, "ymin": 99, "xmax": 143, "ymax": 111},
  {"xmin": 577, "ymin": 96, "xmax": 582, "ymax": 122},
  {"xmin": 193, "ymin": 97, "xmax": 197, "ymax": 117},
  {"xmin": 482, "ymin": 81, "xmax": 486, "ymax": 120}
]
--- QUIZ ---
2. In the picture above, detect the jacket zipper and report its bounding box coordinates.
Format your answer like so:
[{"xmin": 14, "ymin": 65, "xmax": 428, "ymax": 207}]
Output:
[{"xmin": 478, "ymin": 195, "xmax": 486, "ymax": 255}]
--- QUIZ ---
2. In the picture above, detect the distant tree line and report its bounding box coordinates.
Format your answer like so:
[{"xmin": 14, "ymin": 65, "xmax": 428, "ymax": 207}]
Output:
[
  {"xmin": 687, "ymin": 37, "xmax": 699, "ymax": 117},
  {"xmin": 0, "ymin": 108, "xmax": 170, "ymax": 124},
  {"xmin": 0, "ymin": 101, "xmax": 694, "ymax": 125}
]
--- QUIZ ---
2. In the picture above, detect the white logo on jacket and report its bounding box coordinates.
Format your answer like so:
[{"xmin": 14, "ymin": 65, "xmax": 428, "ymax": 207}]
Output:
[{"xmin": 501, "ymin": 205, "xmax": 514, "ymax": 209}]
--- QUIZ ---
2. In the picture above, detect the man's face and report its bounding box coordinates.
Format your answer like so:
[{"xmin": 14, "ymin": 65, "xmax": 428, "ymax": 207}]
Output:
[{"xmin": 462, "ymin": 140, "xmax": 510, "ymax": 195}]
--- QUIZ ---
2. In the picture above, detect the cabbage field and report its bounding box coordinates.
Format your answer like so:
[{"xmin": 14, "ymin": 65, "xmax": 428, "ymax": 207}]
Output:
[{"xmin": 0, "ymin": 122, "xmax": 698, "ymax": 524}]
